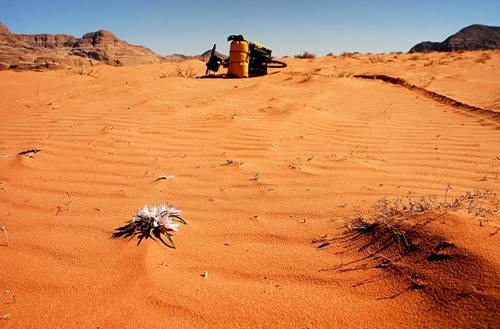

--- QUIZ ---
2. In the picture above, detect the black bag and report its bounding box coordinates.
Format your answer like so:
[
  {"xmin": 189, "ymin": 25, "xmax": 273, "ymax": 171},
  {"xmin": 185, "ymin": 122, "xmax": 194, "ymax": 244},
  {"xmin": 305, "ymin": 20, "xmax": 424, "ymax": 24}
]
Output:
[{"xmin": 249, "ymin": 42, "xmax": 272, "ymax": 76}]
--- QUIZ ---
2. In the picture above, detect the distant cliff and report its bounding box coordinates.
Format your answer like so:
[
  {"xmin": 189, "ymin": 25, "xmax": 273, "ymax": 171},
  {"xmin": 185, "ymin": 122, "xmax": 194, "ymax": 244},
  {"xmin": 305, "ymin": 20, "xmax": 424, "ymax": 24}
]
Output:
[
  {"xmin": 0, "ymin": 22, "xmax": 160, "ymax": 70},
  {"xmin": 410, "ymin": 24, "xmax": 500, "ymax": 53}
]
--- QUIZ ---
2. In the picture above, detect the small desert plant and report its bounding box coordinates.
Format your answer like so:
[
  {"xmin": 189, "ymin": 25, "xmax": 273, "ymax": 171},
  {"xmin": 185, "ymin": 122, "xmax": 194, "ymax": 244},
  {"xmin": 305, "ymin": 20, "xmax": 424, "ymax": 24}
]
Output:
[
  {"xmin": 316, "ymin": 189, "xmax": 497, "ymax": 260},
  {"xmin": 295, "ymin": 52, "xmax": 316, "ymax": 59},
  {"xmin": 111, "ymin": 203, "xmax": 187, "ymax": 248},
  {"xmin": 368, "ymin": 55, "xmax": 386, "ymax": 64},
  {"xmin": 336, "ymin": 71, "xmax": 353, "ymax": 78},
  {"xmin": 174, "ymin": 65, "xmax": 196, "ymax": 78},
  {"xmin": 160, "ymin": 65, "xmax": 196, "ymax": 78},
  {"xmin": 340, "ymin": 52, "xmax": 360, "ymax": 58},
  {"xmin": 368, "ymin": 189, "xmax": 496, "ymax": 224},
  {"xmin": 317, "ymin": 189, "xmax": 499, "ymax": 308}
]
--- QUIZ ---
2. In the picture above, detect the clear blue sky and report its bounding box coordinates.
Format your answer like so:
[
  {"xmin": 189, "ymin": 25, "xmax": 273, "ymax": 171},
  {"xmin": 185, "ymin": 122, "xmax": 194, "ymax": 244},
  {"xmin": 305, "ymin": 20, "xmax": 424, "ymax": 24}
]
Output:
[{"xmin": 1, "ymin": 0, "xmax": 500, "ymax": 56}]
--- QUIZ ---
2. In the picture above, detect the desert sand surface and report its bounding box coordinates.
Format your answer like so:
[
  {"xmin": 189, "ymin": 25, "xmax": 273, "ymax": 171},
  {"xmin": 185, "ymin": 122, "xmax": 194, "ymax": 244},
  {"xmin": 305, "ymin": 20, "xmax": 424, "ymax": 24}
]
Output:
[{"xmin": 1, "ymin": 51, "xmax": 499, "ymax": 329}]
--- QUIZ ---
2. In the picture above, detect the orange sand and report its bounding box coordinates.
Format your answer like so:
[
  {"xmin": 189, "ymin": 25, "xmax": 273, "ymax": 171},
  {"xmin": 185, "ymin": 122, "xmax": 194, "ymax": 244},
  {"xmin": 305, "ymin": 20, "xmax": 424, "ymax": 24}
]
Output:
[{"xmin": 1, "ymin": 51, "xmax": 499, "ymax": 328}]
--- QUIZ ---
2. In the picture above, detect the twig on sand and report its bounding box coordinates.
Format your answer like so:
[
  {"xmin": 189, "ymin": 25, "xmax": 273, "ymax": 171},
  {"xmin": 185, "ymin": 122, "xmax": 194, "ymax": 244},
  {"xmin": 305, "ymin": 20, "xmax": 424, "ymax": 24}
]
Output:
[
  {"xmin": 17, "ymin": 148, "xmax": 42, "ymax": 158},
  {"xmin": 317, "ymin": 242, "xmax": 330, "ymax": 249},
  {"xmin": 154, "ymin": 175, "xmax": 175, "ymax": 182},
  {"xmin": 250, "ymin": 172, "xmax": 261, "ymax": 181},
  {"xmin": 0, "ymin": 225, "xmax": 9, "ymax": 246},
  {"xmin": 349, "ymin": 145, "xmax": 360, "ymax": 158}
]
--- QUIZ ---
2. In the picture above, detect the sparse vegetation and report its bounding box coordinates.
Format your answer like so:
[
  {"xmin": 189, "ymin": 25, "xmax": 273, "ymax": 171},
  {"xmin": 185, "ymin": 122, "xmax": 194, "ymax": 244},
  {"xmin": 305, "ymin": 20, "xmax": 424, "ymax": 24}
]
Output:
[
  {"xmin": 294, "ymin": 52, "xmax": 316, "ymax": 59},
  {"xmin": 313, "ymin": 186, "xmax": 500, "ymax": 306},
  {"xmin": 368, "ymin": 55, "xmax": 386, "ymax": 64},
  {"xmin": 160, "ymin": 65, "xmax": 196, "ymax": 78},
  {"xmin": 314, "ymin": 189, "xmax": 499, "ymax": 303},
  {"xmin": 316, "ymin": 189, "xmax": 498, "ymax": 268},
  {"xmin": 340, "ymin": 52, "xmax": 360, "ymax": 58},
  {"xmin": 336, "ymin": 71, "xmax": 353, "ymax": 78}
]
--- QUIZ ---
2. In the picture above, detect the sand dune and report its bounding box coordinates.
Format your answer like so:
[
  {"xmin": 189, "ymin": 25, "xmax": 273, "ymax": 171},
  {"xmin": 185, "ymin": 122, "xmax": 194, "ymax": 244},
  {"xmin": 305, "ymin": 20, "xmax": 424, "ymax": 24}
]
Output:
[{"xmin": 1, "ymin": 51, "xmax": 499, "ymax": 328}]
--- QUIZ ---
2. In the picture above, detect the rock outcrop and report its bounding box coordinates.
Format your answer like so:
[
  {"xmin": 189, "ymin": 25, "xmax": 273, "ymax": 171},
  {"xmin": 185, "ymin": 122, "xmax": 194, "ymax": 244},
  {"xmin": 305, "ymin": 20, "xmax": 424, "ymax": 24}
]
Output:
[
  {"xmin": 15, "ymin": 33, "xmax": 77, "ymax": 49},
  {"xmin": 71, "ymin": 30, "xmax": 160, "ymax": 65},
  {"xmin": 0, "ymin": 22, "xmax": 160, "ymax": 70},
  {"xmin": 410, "ymin": 24, "xmax": 500, "ymax": 53}
]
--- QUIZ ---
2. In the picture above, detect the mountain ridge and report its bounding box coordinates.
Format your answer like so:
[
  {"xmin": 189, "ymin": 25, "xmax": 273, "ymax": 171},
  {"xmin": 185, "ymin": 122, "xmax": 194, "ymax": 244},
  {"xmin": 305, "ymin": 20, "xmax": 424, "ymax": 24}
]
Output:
[
  {"xmin": 0, "ymin": 22, "xmax": 160, "ymax": 70},
  {"xmin": 410, "ymin": 24, "xmax": 500, "ymax": 53}
]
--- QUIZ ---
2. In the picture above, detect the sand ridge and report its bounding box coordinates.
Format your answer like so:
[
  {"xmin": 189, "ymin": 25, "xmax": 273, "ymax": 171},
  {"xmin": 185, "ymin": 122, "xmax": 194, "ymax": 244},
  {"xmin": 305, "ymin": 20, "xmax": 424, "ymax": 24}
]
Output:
[{"xmin": 0, "ymin": 51, "xmax": 499, "ymax": 328}]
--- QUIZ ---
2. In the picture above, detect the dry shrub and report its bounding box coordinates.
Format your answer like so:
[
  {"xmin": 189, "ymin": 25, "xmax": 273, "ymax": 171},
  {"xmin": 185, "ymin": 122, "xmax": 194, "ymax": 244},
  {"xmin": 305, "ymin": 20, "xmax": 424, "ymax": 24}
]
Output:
[
  {"xmin": 368, "ymin": 55, "xmax": 386, "ymax": 64},
  {"xmin": 316, "ymin": 189, "xmax": 498, "ymax": 270},
  {"xmin": 160, "ymin": 65, "xmax": 196, "ymax": 78},
  {"xmin": 346, "ymin": 189, "xmax": 497, "ymax": 248},
  {"xmin": 316, "ymin": 189, "xmax": 500, "ymax": 321},
  {"xmin": 336, "ymin": 71, "xmax": 353, "ymax": 78},
  {"xmin": 390, "ymin": 52, "xmax": 401, "ymax": 60},
  {"xmin": 294, "ymin": 52, "xmax": 316, "ymax": 59},
  {"xmin": 340, "ymin": 52, "xmax": 360, "ymax": 58}
]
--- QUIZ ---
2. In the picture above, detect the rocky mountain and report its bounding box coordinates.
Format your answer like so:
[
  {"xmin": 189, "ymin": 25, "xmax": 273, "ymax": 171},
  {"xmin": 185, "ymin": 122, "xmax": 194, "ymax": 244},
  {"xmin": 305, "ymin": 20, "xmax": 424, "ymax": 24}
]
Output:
[
  {"xmin": 0, "ymin": 22, "xmax": 160, "ymax": 70},
  {"xmin": 410, "ymin": 24, "xmax": 500, "ymax": 53},
  {"xmin": 199, "ymin": 48, "xmax": 227, "ymax": 60},
  {"xmin": 162, "ymin": 49, "xmax": 227, "ymax": 63}
]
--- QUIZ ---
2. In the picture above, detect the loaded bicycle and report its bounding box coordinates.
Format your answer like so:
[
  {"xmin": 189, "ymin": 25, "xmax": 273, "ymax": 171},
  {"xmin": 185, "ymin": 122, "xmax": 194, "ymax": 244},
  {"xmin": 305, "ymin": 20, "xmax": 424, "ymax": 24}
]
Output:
[{"xmin": 205, "ymin": 35, "xmax": 287, "ymax": 78}]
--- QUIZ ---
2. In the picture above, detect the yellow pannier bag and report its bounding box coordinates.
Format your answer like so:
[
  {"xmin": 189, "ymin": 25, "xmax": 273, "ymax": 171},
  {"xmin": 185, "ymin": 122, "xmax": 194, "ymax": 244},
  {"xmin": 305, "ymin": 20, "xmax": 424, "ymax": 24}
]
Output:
[{"xmin": 227, "ymin": 39, "xmax": 249, "ymax": 78}]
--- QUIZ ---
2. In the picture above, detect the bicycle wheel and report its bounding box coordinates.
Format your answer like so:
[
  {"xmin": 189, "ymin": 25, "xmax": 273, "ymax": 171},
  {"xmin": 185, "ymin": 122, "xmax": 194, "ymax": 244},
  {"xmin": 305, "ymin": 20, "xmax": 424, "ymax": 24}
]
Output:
[{"xmin": 266, "ymin": 59, "xmax": 287, "ymax": 68}]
